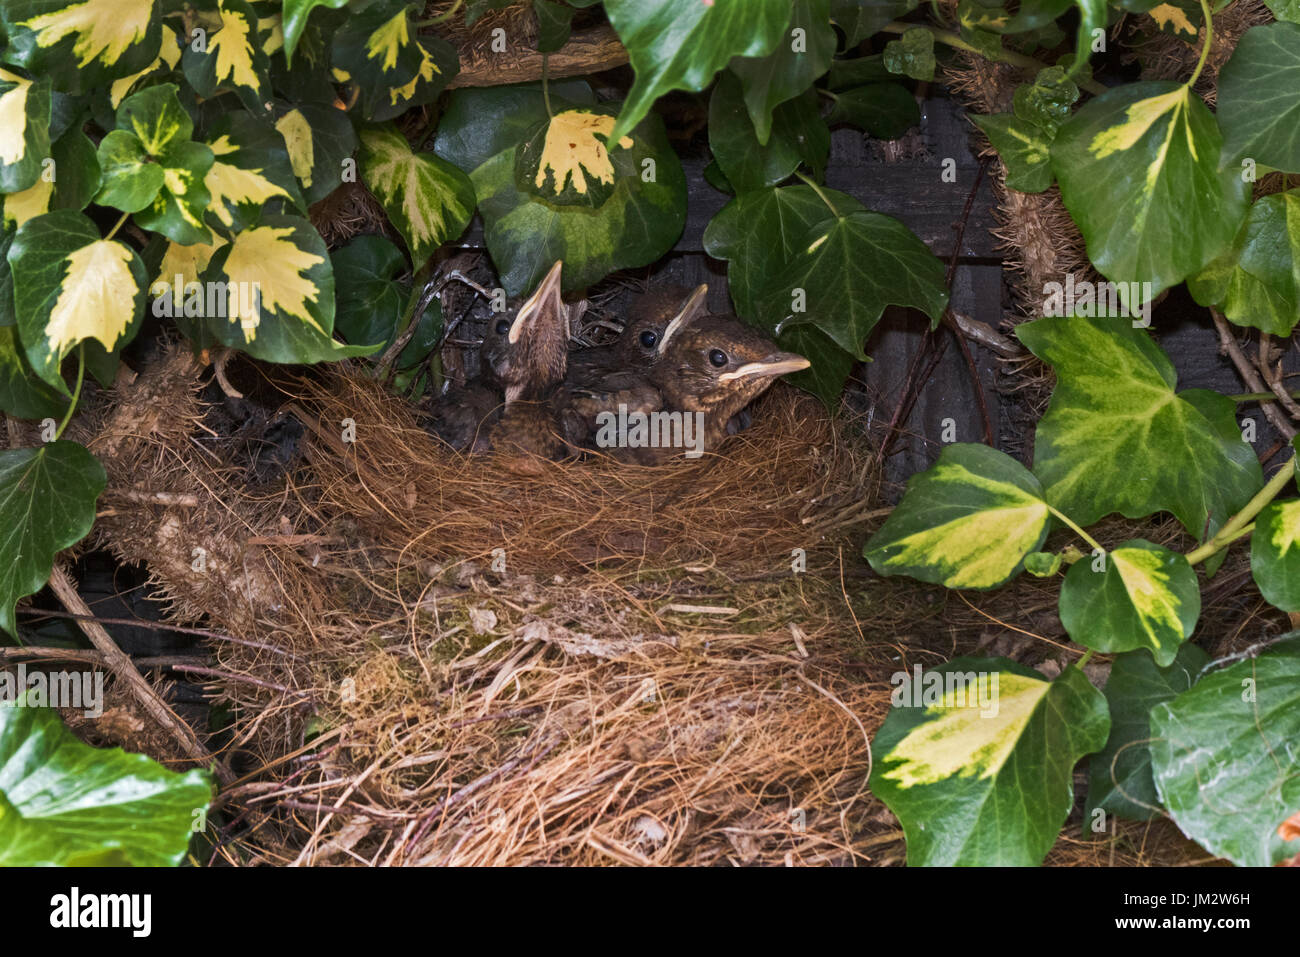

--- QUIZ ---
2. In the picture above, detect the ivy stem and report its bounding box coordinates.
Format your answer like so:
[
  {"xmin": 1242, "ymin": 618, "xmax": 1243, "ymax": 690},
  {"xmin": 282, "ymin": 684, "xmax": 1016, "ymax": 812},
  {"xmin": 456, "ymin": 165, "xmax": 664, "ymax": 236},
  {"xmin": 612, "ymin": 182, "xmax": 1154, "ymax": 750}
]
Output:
[
  {"xmin": 104, "ymin": 212, "xmax": 129, "ymax": 241},
  {"xmin": 542, "ymin": 52, "xmax": 553, "ymax": 119},
  {"xmin": 1185, "ymin": 455, "xmax": 1296, "ymax": 565},
  {"xmin": 53, "ymin": 346, "xmax": 85, "ymax": 442},
  {"xmin": 1075, "ymin": 650, "xmax": 1094, "ymax": 669},
  {"xmin": 1228, "ymin": 389, "xmax": 1300, "ymax": 403},
  {"xmin": 417, "ymin": 0, "xmax": 463, "ymax": 27},
  {"xmin": 794, "ymin": 170, "xmax": 839, "ymax": 217},
  {"xmin": 879, "ymin": 21, "xmax": 1108, "ymax": 96},
  {"xmin": 1047, "ymin": 504, "xmax": 1103, "ymax": 554},
  {"xmin": 1187, "ymin": 0, "xmax": 1214, "ymax": 89}
]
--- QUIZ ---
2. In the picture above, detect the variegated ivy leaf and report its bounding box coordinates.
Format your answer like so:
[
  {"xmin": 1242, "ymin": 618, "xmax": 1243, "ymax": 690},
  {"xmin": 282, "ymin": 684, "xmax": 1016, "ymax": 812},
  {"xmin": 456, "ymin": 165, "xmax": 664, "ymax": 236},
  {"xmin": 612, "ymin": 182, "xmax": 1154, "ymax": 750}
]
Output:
[
  {"xmin": 433, "ymin": 81, "xmax": 598, "ymax": 174},
  {"xmin": 8, "ymin": 210, "xmax": 146, "ymax": 391},
  {"xmin": 359, "ymin": 125, "xmax": 475, "ymax": 268},
  {"xmin": 1016, "ymin": 316, "xmax": 1263, "ymax": 537},
  {"xmin": 182, "ymin": 0, "xmax": 272, "ymax": 114},
  {"xmin": 195, "ymin": 214, "xmax": 375, "ymax": 363},
  {"xmin": 471, "ymin": 108, "xmax": 687, "ymax": 296},
  {"xmin": 603, "ymin": 0, "xmax": 794, "ymax": 143},
  {"xmin": 93, "ymin": 83, "xmax": 213, "ymax": 245},
  {"xmin": 1145, "ymin": 1, "xmax": 1201, "ymax": 39},
  {"xmin": 202, "ymin": 111, "xmax": 305, "ymax": 235},
  {"xmin": 1059, "ymin": 539, "xmax": 1200, "ymax": 666},
  {"xmin": 1189, "ymin": 190, "xmax": 1300, "ymax": 337},
  {"xmin": 281, "ymin": 0, "xmax": 349, "ymax": 65},
  {"xmin": 1252, "ymin": 498, "xmax": 1300, "ymax": 612},
  {"xmin": 729, "ymin": 0, "xmax": 836, "ymax": 146},
  {"xmin": 2, "ymin": 128, "xmax": 100, "ymax": 231},
  {"xmin": 0, "ymin": 68, "xmax": 52, "ymax": 194},
  {"xmin": 330, "ymin": 0, "xmax": 458, "ymax": 123},
  {"xmin": 970, "ymin": 113, "xmax": 1054, "ymax": 193},
  {"xmin": 1217, "ymin": 22, "xmax": 1300, "ymax": 173},
  {"xmin": 1, "ymin": 0, "xmax": 163, "ymax": 91},
  {"xmin": 272, "ymin": 102, "xmax": 358, "ymax": 206},
  {"xmin": 870, "ymin": 658, "xmax": 1109, "ymax": 866},
  {"xmin": 1151, "ymin": 634, "xmax": 1300, "ymax": 866},
  {"xmin": 864, "ymin": 443, "xmax": 1051, "ymax": 589},
  {"xmin": 109, "ymin": 26, "xmax": 182, "ymax": 109},
  {"xmin": 1051, "ymin": 82, "xmax": 1251, "ymax": 305},
  {"xmin": 514, "ymin": 106, "xmax": 636, "ymax": 208}
]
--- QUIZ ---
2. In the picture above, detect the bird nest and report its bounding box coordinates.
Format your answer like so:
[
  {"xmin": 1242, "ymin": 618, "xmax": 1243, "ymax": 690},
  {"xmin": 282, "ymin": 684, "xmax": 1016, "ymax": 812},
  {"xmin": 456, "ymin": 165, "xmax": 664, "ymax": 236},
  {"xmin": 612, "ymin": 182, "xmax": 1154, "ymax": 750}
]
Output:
[{"xmin": 52, "ymin": 344, "xmax": 1213, "ymax": 865}]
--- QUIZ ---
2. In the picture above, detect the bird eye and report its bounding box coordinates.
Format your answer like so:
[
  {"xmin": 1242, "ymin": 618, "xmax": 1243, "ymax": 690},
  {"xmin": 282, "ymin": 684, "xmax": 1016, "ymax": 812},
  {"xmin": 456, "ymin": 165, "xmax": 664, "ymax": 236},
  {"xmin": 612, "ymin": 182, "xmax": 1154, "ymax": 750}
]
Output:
[
  {"xmin": 639, "ymin": 329, "xmax": 658, "ymax": 349},
  {"xmin": 494, "ymin": 318, "xmax": 511, "ymax": 336},
  {"xmin": 708, "ymin": 349, "xmax": 728, "ymax": 368}
]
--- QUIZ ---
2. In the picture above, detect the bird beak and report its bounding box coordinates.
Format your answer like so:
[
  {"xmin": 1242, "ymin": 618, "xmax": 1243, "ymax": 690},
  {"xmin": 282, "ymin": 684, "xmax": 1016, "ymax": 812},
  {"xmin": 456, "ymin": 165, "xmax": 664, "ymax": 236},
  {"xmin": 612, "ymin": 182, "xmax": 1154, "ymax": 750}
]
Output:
[
  {"xmin": 717, "ymin": 350, "xmax": 811, "ymax": 382},
  {"xmin": 656, "ymin": 283, "xmax": 709, "ymax": 357},
  {"xmin": 509, "ymin": 260, "xmax": 564, "ymax": 344}
]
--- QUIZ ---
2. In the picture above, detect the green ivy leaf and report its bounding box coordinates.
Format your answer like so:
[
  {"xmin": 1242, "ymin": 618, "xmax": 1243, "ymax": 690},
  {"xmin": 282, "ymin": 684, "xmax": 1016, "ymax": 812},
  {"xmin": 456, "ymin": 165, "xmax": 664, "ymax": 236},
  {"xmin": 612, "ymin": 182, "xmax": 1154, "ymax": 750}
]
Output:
[
  {"xmin": 1023, "ymin": 550, "xmax": 1062, "ymax": 576},
  {"xmin": 827, "ymin": 83, "xmax": 920, "ymax": 140},
  {"xmin": 1052, "ymin": 82, "xmax": 1250, "ymax": 303},
  {"xmin": 133, "ymin": 139, "xmax": 214, "ymax": 246},
  {"xmin": 195, "ymin": 213, "xmax": 376, "ymax": 363},
  {"xmin": 1059, "ymin": 539, "xmax": 1200, "ymax": 666},
  {"xmin": 1151, "ymin": 634, "xmax": 1300, "ymax": 866},
  {"xmin": 1263, "ymin": 0, "xmax": 1300, "ymax": 24},
  {"xmin": 970, "ymin": 113, "xmax": 1054, "ymax": 193},
  {"xmin": 1016, "ymin": 316, "xmax": 1263, "ymax": 537},
  {"xmin": 360, "ymin": 125, "xmax": 475, "ymax": 267},
  {"xmin": 1086, "ymin": 643, "xmax": 1209, "ymax": 822},
  {"xmin": 865, "ymin": 443, "xmax": 1051, "ymax": 588},
  {"xmin": 1217, "ymin": 22, "xmax": 1300, "ymax": 173},
  {"xmin": 534, "ymin": 0, "xmax": 575, "ymax": 53},
  {"xmin": 433, "ymin": 81, "xmax": 597, "ymax": 174},
  {"xmin": 603, "ymin": 0, "xmax": 794, "ymax": 143},
  {"xmin": 0, "ymin": 326, "xmax": 67, "ymax": 420},
  {"xmin": 331, "ymin": 233, "xmax": 410, "ymax": 350},
  {"xmin": 0, "ymin": 440, "xmax": 104, "ymax": 636},
  {"xmin": 9, "ymin": 210, "xmax": 147, "ymax": 391},
  {"xmin": 203, "ymin": 112, "xmax": 306, "ymax": 235},
  {"xmin": 1188, "ymin": 190, "xmax": 1300, "ymax": 337},
  {"xmin": 871, "ymin": 658, "xmax": 1109, "ymax": 865},
  {"xmin": 709, "ymin": 73, "xmax": 829, "ymax": 193},
  {"xmin": 272, "ymin": 102, "xmax": 359, "ymax": 206},
  {"xmin": 1, "ymin": 0, "xmax": 163, "ymax": 91},
  {"xmin": 94, "ymin": 129, "xmax": 165, "ymax": 213},
  {"xmin": 331, "ymin": 0, "xmax": 458, "ymax": 122},
  {"xmin": 882, "ymin": 27, "xmax": 935, "ymax": 82},
  {"xmin": 2, "ymin": 127, "xmax": 101, "ymax": 231},
  {"xmin": 281, "ymin": 0, "xmax": 349, "ymax": 64},
  {"xmin": 0, "ymin": 703, "xmax": 212, "ymax": 865},
  {"xmin": 754, "ymin": 209, "xmax": 948, "ymax": 361},
  {"xmin": 830, "ymin": 0, "xmax": 918, "ymax": 46},
  {"xmin": 827, "ymin": 54, "xmax": 893, "ymax": 90},
  {"xmin": 730, "ymin": 0, "xmax": 836, "ymax": 145},
  {"xmin": 0, "ymin": 68, "xmax": 52, "ymax": 194},
  {"xmin": 1012, "ymin": 65, "xmax": 1078, "ymax": 137},
  {"xmin": 1251, "ymin": 498, "xmax": 1300, "ymax": 611}
]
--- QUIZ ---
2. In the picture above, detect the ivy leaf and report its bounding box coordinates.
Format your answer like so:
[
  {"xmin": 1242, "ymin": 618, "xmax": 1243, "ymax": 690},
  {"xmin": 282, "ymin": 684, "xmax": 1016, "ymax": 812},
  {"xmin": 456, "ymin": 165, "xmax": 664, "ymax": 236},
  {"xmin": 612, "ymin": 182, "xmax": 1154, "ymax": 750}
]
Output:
[
  {"xmin": 0, "ymin": 326, "xmax": 67, "ymax": 419},
  {"xmin": 1144, "ymin": 1, "xmax": 1202, "ymax": 40},
  {"xmin": 828, "ymin": 83, "xmax": 919, "ymax": 139},
  {"xmin": 1263, "ymin": 0, "xmax": 1300, "ymax": 23},
  {"xmin": 703, "ymin": 183, "xmax": 864, "ymax": 318},
  {"xmin": 331, "ymin": 0, "xmax": 458, "ymax": 122},
  {"xmin": 94, "ymin": 130, "xmax": 165, "ymax": 213},
  {"xmin": 133, "ymin": 140, "xmax": 214, "ymax": 246},
  {"xmin": 359, "ymin": 125, "xmax": 476, "ymax": 267},
  {"xmin": 970, "ymin": 113, "xmax": 1054, "ymax": 193},
  {"xmin": 331, "ymin": 233, "xmax": 408, "ymax": 349},
  {"xmin": 1151, "ymin": 634, "xmax": 1300, "ymax": 866},
  {"xmin": 883, "ymin": 27, "xmax": 935, "ymax": 82},
  {"xmin": 0, "ymin": 68, "xmax": 52, "ymax": 193},
  {"xmin": 1085, "ymin": 642, "xmax": 1208, "ymax": 822},
  {"xmin": 1251, "ymin": 498, "xmax": 1300, "ymax": 611},
  {"xmin": 196, "ymin": 214, "xmax": 376, "ymax": 363},
  {"xmin": 871, "ymin": 659, "xmax": 1109, "ymax": 866},
  {"xmin": 433, "ymin": 81, "xmax": 597, "ymax": 174},
  {"xmin": 281, "ymin": 0, "xmax": 349, "ymax": 65},
  {"xmin": 603, "ymin": 0, "xmax": 794, "ymax": 143},
  {"xmin": 0, "ymin": 440, "xmax": 105, "ymax": 636},
  {"xmin": 534, "ymin": 0, "xmax": 575, "ymax": 53},
  {"xmin": 730, "ymin": 0, "xmax": 836, "ymax": 145},
  {"xmin": 754, "ymin": 209, "xmax": 948, "ymax": 361},
  {"xmin": 0, "ymin": 0, "xmax": 163, "ymax": 91},
  {"xmin": 709, "ymin": 73, "xmax": 829, "ymax": 193},
  {"xmin": 1188, "ymin": 190, "xmax": 1300, "ymax": 337},
  {"xmin": 2, "ymin": 127, "xmax": 101, "ymax": 231},
  {"xmin": 182, "ymin": 0, "xmax": 272, "ymax": 114},
  {"xmin": 1059, "ymin": 539, "xmax": 1200, "ymax": 666},
  {"xmin": 202, "ymin": 111, "xmax": 305, "ymax": 235},
  {"xmin": 471, "ymin": 109, "xmax": 687, "ymax": 296},
  {"xmin": 115, "ymin": 80, "xmax": 193, "ymax": 156},
  {"xmin": 109, "ymin": 27, "xmax": 183, "ymax": 109},
  {"xmin": 514, "ymin": 106, "xmax": 636, "ymax": 208},
  {"xmin": 272, "ymin": 102, "xmax": 359, "ymax": 206},
  {"xmin": 1016, "ymin": 316, "xmax": 1263, "ymax": 537},
  {"xmin": 827, "ymin": 54, "xmax": 893, "ymax": 90},
  {"xmin": 831, "ymin": 0, "xmax": 918, "ymax": 46},
  {"xmin": 1051, "ymin": 82, "xmax": 1250, "ymax": 303},
  {"xmin": 1217, "ymin": 22, "xmax": 1300, "ymax": 173},
  {"xmin": 0, "ymin": 703, "xmax": 212, "ymax": 865},
  {"xmin": 1023, "ymin": 551, "xmax": 1062, "ymax": 576},
  {"xmin": 9, "ymin": 210, "xmax": 146, "ymax": 391},
  {"xmin": 1012, "ymin": 65, "xmax": 1078, "ymax": 138},
  {"xmin": 865, "ymin": 444, "xmax": 1051, "ymax": 588}
]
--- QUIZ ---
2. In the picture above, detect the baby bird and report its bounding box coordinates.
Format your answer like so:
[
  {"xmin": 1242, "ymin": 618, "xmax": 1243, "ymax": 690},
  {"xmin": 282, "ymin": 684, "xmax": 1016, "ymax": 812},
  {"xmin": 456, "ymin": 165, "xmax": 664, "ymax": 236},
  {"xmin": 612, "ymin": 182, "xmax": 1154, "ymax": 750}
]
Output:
[
  {"xmin": 428, "ymin": 261, "xmax": 567, "ymax": 452},
  {"xmin": 567, "ymin": 282, "xmax": 703, "ymax": 381}
]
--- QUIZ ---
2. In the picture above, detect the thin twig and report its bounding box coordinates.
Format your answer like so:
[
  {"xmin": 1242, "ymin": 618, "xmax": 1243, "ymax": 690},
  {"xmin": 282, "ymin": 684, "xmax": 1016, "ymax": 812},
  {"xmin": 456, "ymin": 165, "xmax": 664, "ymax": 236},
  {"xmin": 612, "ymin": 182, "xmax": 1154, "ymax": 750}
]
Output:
[{"xmin": 1211, "ymin": 309, "xmax": 1297, "ymax": 442}]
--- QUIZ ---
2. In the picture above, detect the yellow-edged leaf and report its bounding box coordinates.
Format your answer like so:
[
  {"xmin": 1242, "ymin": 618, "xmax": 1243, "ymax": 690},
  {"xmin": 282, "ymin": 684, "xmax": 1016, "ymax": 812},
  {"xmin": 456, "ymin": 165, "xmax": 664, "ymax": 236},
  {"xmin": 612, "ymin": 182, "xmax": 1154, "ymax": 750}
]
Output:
[
  {"xmin": 18, "ymin": 0, "xmax": 154, "ymax": 68},
  {"xmin": 204, "ymin": 133, "xmax": 292, "ymax": 228},
  {"xmin": 155, "ymin": 236, "xmax": 227, "ymax": 288},
  {"xmin": 3, "ymin": 176, "xmax": 53, "ymax": 228},
  {"xmin": 210, "ymin": 3, "xmax": 261, "ymax": 91}
]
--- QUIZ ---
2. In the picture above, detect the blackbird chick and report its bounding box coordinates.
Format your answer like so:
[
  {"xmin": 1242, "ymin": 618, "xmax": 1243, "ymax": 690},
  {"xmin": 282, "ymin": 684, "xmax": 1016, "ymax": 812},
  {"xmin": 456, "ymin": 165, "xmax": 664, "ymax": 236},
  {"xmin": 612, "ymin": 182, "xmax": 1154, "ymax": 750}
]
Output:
[
  {"xmin": 567, "ymin": 283, "xmax": 703, "ymax": 381},
  {"xmin": 428, "ymin": 261, "xmax": 567, "ymax": 452}
]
